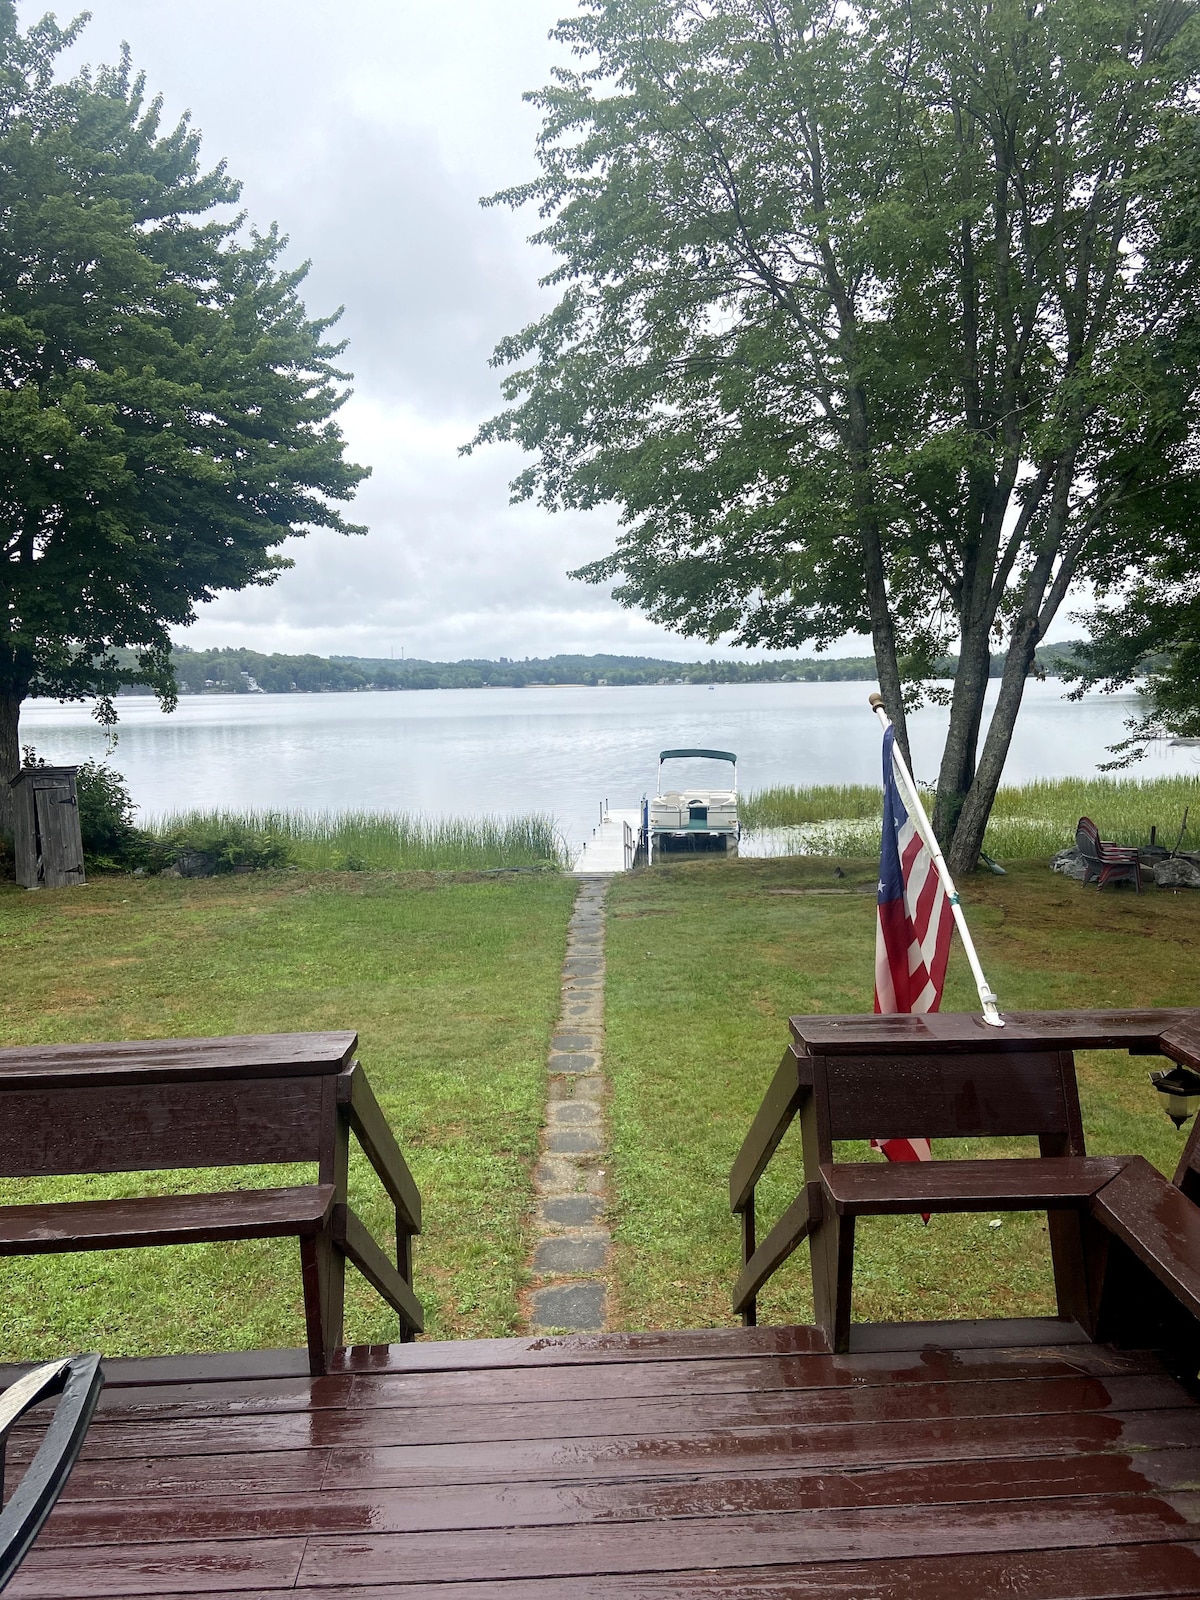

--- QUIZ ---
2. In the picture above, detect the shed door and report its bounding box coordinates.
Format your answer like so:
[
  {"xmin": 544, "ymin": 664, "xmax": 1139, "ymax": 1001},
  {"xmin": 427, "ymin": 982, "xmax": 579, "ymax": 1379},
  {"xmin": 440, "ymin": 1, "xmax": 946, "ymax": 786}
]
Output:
[{"xmin": 33, "ymin": 777, "xmax": 85, "ymax": 888}]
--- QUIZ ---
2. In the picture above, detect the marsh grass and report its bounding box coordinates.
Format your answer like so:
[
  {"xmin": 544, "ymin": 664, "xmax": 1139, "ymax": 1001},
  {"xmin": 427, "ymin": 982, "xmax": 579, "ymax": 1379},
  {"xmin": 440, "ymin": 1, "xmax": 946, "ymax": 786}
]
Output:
[
  {"xmin": 743, "ymin": 775, "xmax": 1200, "ymax": 860},
  {"xmin": 147, "ymin": 808, "xmax": 567, "ymax": 872}
]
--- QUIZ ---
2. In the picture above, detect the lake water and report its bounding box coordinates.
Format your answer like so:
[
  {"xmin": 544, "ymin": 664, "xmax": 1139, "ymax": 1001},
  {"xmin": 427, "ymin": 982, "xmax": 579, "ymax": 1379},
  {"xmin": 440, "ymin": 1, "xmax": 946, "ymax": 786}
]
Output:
[{"xmin": 19, "ymin": 680, "xmax": 1198, "ymax": 855}]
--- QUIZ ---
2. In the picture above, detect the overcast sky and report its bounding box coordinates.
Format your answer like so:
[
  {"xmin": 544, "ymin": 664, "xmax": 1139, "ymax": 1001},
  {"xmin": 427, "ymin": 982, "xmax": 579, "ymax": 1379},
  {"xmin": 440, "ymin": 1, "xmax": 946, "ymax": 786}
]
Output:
[{"xmin": 16, "ymin": 0, "xmax": 790, "ymax": 662}]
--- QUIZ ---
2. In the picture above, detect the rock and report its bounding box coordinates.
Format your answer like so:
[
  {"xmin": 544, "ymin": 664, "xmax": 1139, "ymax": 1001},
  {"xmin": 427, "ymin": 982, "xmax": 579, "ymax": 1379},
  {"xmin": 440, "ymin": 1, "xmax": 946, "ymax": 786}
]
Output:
[
  {"xmin": 175, "ymin": 850, "xmax": 219, "ymax": 879},
  {"xmin": 1154, "ymin": 856, "xmax": 1200, "ymax": 889},
  {"xmin": 1051, "ymin": 847, "xmax": 1088, "ymax": 881}
]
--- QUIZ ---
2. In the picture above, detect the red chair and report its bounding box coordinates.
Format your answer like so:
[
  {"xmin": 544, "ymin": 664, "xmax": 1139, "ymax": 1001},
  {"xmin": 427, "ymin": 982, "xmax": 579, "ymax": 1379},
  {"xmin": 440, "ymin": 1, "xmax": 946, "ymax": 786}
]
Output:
[{"xmin": 1076, "ymin": 816, "xmax": 1142, "ymax": 891}]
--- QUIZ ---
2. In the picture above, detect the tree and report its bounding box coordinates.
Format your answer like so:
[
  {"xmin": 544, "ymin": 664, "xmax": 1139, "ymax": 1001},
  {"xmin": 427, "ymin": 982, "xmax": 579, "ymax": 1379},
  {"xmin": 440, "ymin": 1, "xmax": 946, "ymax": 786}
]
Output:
[
  {"xmin": 0, "ymin": 5, "xmax": 367, "ymax": 838},
  {"xmin": 473, "ymin": 0, "xmax": 1200, "ymax": 872},
  {"xmin": 1068, "ymin": 105, "xmax": 1200, "ymax": 763}
]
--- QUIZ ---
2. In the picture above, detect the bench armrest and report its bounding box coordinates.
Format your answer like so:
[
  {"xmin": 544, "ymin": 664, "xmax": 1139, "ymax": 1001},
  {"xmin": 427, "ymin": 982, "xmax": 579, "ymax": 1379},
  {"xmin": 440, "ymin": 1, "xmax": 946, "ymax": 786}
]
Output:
[
  {"xmin": 338, "ymin": 1065, "xmax": 421, "ymax": 1234},
  {"xmin": 1090, "ymin": 1155, "xmax": 1200, "ymax": 1322},
  {"xmin": 729, "ymin": 1047, "xmax": 810, "ymax": 1214}
]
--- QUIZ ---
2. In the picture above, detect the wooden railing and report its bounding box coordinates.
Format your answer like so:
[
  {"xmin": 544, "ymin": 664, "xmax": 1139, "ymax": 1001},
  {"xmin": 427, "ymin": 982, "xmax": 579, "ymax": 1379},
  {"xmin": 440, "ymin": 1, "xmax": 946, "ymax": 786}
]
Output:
[{"xmin": 729, "ymin": 1045, "xmax": 815, "ymax": 1326}]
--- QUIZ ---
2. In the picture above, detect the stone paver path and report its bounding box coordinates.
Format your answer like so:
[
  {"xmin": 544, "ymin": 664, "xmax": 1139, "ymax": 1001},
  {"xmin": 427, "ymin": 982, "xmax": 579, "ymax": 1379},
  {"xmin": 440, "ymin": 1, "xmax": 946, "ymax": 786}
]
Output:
[{"xmin": 527, "ymin": 875, "xmax": 611, "ymax": 1333}]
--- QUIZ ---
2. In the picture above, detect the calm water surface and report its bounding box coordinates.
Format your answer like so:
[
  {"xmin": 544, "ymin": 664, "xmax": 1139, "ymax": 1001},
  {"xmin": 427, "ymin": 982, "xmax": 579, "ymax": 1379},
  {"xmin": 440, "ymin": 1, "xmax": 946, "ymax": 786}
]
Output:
[{"xmin": 20, "ymin": 680, "xmax": 1197, "ymax": 853}]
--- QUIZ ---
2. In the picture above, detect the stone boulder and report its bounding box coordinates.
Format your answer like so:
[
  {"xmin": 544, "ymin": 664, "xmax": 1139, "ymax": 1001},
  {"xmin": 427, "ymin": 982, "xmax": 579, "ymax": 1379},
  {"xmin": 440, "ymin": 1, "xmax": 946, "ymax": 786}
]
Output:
[
  {"xmin": 1153, "ymin": 856, "xmax": 1200, "ymax": 889},
  {"xmin": 175, "ymin": 849, "xmax": 219, "ymax": 879},
  {"xmin": 1050, "ymin": 847, "xmax": 1088, "ymax": 881}
]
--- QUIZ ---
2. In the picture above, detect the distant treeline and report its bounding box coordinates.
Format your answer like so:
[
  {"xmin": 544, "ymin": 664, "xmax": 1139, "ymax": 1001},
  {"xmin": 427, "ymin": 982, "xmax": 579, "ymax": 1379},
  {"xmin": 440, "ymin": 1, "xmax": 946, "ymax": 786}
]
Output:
[{"xmin": 109, "ymin": 643, "xmax": 1087, "ymax": 695}]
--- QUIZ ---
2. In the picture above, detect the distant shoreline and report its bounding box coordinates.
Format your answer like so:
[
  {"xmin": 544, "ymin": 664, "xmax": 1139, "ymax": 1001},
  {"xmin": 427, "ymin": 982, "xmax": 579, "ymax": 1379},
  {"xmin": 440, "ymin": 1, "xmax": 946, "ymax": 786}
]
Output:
[{"xmin": 103, "ymin": 643, "xmax": 1085, "ymax": 697}]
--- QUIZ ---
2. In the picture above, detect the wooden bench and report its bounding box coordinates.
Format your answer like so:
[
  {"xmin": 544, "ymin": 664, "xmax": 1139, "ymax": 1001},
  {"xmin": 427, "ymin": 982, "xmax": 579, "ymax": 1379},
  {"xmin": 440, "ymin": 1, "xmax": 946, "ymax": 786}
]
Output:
[
  {"xmin": 1077, "ymin": 1014, "xmax": 1200, "ymax": 1359},
  {"xmin": 0, "ymin": 1032, "xmax": 422, "ymax": 1375},
  {"xmin": 729, "ymin": 1009, "xmax": 1200, "ymax": 1352}
]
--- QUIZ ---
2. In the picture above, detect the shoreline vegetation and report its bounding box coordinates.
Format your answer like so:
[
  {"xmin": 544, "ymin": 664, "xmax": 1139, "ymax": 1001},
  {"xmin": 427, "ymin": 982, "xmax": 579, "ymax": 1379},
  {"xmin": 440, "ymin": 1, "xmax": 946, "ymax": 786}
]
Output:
[
  {"xmin": 13, "ymin": 775, "xmax": 1194, "ymax": 881},
  {"xmin": 147, "ymin": 809, "xmax": 568, "ymax": 874},
  {"xmin": 142, "ymin": 776, "xmax": 1200, "ymax": 878},
  {"xmin": 742, "ymin": 775, "xmax": 1200, "ymax": 862},
  {"xmin": 99, "ymin": 641, "xmax": 1089, "ymax": 696}
]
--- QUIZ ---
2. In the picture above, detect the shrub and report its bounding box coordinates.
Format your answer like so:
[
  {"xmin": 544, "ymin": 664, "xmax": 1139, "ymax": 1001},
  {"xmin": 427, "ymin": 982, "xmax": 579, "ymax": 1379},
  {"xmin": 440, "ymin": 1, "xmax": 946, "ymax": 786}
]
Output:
[
  {"xmin": 151, "ymin": 816, "xmax": 293, "ymax": 875},
  {"xmin": 75, "ymin": 760, "xmax": 149, "ymax": 869}
]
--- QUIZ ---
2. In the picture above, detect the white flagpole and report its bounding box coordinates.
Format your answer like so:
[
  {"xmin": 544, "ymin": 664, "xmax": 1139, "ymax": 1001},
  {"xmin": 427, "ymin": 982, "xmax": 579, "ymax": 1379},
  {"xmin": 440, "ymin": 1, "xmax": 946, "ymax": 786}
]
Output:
[{"xmin": 869, "ymin": 694, "xmax": 1004, "ymax": 1028}]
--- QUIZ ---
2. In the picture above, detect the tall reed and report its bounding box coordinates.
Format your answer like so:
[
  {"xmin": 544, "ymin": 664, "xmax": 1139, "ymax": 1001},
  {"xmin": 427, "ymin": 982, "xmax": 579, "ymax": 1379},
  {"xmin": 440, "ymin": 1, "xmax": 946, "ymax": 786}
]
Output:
[
  {"xmin": 147, "ymin": 809, "xmax": 567, "ymax": 872},
  {"xmin": 742, "ymin": 775, "xmax": 1200, "ymax": 860}
]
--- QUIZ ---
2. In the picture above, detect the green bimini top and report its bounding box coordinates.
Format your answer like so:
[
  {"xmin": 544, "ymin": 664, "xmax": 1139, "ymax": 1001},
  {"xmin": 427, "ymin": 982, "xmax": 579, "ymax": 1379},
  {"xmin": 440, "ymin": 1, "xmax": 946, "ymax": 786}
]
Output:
[{"xmin": 659, "ymin": 749, "xmax": 737, "ymax": 763}]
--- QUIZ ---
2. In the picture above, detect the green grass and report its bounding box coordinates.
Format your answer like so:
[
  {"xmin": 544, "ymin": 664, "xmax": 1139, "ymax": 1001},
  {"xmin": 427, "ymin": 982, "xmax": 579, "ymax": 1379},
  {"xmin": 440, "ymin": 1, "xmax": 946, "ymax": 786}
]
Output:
[
  {"xmin": 604, "ymin": 852, "xmax": 1200, "ymax": 1332},
  {"xmin": 0, "ymin": 868, "xmax": 577, "ymax": 1361},
  {"xmin": 147, "ymin": 809, "xmax": 567, "ymax": 872},
  {"xmin": 743, "ymin": 775, "xmax": 1200, "ymax": 860}
]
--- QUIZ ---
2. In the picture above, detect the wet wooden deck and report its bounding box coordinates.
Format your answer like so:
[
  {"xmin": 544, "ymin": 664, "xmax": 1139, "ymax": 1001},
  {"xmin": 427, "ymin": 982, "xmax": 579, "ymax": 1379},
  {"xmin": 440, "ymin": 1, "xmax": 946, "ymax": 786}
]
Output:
[{"xmin": 9, "ymin": 1317, "xmax": 1200, "ymax": 1598}]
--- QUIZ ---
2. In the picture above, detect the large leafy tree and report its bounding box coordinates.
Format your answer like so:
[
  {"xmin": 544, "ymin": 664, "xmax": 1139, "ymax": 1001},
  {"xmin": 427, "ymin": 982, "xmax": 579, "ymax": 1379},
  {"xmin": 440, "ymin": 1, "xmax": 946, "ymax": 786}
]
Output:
[
  {"xmin": 475, "ymin": 0, "xmax": 1200, "ymax": 872},
  {"xmin": 0, "ymin": 6, "xmax": 367, "ymax": 837}
]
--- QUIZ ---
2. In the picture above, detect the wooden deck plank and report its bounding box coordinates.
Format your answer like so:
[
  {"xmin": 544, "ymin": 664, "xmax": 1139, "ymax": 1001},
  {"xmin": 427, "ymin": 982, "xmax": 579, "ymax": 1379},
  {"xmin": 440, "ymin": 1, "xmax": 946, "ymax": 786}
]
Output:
[
  {"xmin": 12, "ymin": 1372, "xmax": 1182, "ymax": 1455},
  {"xmin": 6, "ymin": 1539, "xmax": 308, "ymax": 1599},
  {"xmin": 33, "ymin": 1449, "xmax": 1200, "ymax": 1539},
  {"xmin": 23, "ymin": 1406, "xmax": 1200, "ymax": 1499},
  {"xmin": 11, "ymin": 1500, "xmax": 1200, "ymax": 1597},
  {"xmin": 289, "ymin": 1493, "xmax": 1200, "ymax": 1585},
  {"xmin": 316, "ymin": 1408, "xmax": 1200, "ymax": 1489},
  {"xmin": 93, "ymin": 1542, "xmax": 1200, "ymax": 1599},
  {"xmin": 0, "ymin": 1318, "xmax": 1099, "ymax": 1392},
  {"xmin": 12, "ymin": 1342, "xmax": 1161, "ymax": 1429}
]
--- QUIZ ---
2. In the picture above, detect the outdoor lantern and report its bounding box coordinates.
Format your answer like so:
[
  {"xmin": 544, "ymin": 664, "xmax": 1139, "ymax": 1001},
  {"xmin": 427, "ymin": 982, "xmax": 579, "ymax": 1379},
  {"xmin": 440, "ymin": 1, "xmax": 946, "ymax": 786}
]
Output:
[{"xmin": 1149, "ymin": 1063, "xmax": 1200, "ymax": 1128}]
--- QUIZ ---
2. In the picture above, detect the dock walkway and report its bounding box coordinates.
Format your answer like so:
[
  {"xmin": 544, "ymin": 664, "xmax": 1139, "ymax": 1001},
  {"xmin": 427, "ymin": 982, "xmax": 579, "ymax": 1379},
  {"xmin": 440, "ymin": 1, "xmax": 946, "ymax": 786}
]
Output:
[
  {"xmin": 573, "ymin": 807, "xmax": 641, "ymax": 874},
  {"xmin": 9, "ymin": 1318, "xmax": 1200, "ymax": 1597}
]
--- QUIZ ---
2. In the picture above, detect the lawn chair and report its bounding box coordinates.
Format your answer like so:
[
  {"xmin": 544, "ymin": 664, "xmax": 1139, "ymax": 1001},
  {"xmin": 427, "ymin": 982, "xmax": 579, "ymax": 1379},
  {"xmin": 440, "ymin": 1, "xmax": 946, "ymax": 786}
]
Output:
[
  {"xmin": 1076, "ymin": 816, "xmax": 1142, "ymax": 891},
  {"xmin": 0, "ymin": 1353, "xmax": 103, "ymax": 1590}
]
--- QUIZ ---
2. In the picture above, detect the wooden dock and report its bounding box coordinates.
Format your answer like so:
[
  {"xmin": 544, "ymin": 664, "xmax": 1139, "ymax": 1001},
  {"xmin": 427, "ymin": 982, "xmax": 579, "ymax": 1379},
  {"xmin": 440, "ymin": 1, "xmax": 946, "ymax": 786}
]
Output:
[
  {"xmin": 10, "ymin": 1316, "xmax": 1200, "ymax": 1598},
  {"xmin": 573, "ymin": 807, "xmax": 641, "ymax": 874}
]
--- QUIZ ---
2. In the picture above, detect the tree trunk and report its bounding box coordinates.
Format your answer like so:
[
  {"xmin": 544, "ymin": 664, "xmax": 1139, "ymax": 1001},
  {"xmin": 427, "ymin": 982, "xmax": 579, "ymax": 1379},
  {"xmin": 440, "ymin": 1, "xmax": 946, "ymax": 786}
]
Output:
[
  {"xmin": 932, "ymin": 620, "xmax": 992, "ymax": 846},
  {"xmin": 946, "ymin": 617, "xmax": 1041, "ymax": 875},
  {"xmin": 0, "ymin": 685, "xmax": 22, "ymax": 841}
]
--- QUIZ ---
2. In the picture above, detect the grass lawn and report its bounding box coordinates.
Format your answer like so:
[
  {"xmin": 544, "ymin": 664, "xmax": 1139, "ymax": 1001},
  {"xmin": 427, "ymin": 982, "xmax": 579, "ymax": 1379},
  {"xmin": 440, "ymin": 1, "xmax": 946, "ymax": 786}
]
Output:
[
  {"xmin": 604, "ymin": 854, "xmax": 1200, "ymax": 1333},
  {"xmin": 0, "ymin": 868, "xmax": 576, "ymax": 1362}
]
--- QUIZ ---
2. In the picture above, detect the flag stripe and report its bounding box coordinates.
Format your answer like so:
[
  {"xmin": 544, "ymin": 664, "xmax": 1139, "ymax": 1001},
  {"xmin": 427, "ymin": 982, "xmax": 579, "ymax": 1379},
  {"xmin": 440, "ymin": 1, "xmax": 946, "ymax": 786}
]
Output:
[{"xmin": 872, "ymin": 726, "xmax": 956, "ymax": 1180}]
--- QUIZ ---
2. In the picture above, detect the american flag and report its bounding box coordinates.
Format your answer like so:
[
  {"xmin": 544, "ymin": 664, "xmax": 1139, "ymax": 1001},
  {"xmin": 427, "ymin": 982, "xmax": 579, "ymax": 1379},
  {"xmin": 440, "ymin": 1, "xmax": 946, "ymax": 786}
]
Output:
[{"xmin": 873, "ymin": 723, "xmax": 955, "ymax": 1167}]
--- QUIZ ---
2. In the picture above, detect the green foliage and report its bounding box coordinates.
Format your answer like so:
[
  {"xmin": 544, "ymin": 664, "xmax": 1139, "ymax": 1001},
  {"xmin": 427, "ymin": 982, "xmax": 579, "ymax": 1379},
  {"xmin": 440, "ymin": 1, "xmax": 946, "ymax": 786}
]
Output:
[
  {"xmin": 75, "ymin": 759, "xmax": 147, "ymax": 869},
  {"xmin": 0, "ymin": 2, "xmax": 368, "ymax": 812},
  {"xmin": 475, "ymin": 0, "xmax": 1200, "ymax": 871},
  {"xmin": 150, "ymin": 816, "xmax": 293, "ymax": 876},
  {"xmin": 145, "ymin": 809, "xmax": 567, "ymax": 873},
  {"xmin": 744, "ymin": 776, "xmax": 1200, "ymax": 861}
]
